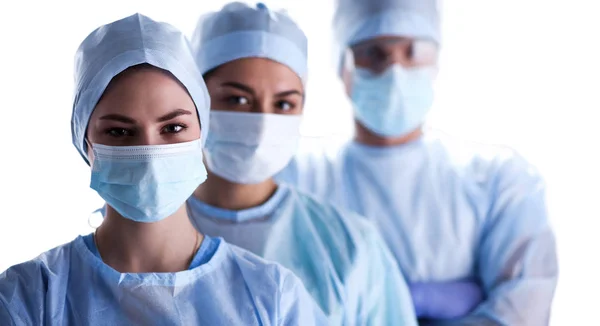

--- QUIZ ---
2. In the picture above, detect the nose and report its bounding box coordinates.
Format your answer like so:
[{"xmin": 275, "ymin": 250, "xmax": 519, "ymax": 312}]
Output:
[
  {"xmin": 369, "ymin": 50, "xmax": 411, "ymax": 74},
  {"xmin": 137, "ymin": 130, "xmax": 162, "ymax": 146},
  {"xmin": 250, "ymin": 99, "xmax": 271, "ymax": 114},
  {"xmin": 389, "ymin": 47, "xmax": 413, "ymax": 68}
]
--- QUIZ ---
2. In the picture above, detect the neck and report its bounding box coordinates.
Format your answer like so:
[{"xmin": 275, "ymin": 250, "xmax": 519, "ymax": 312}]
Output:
[
  {"xmin": 194, "ymin": 172, "xmax": 277, "ymax": 211},
  {"xmin": 354, "ymin": 120, "xmax": 423, "ymax": 147},
  {"xmin": 95, "ymin": 205, "xmax": 202, "ymax": 273}
]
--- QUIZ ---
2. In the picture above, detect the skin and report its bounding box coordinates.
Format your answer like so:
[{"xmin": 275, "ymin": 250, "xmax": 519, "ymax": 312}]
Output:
[
  {"xmin": 342, "ymin": 36, "xmax": 438, "ymax": 147},
  {"xmin": 86, "ymin": 64, "xmax": 203, "ymax": 273},
  {"xmin": 194, "ymin": 57, "xmax": 304, "ymax": 211}
]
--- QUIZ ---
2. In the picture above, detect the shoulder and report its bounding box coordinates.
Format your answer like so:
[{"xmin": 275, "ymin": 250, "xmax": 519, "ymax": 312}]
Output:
[
  {"xmin": 219, "ymin": 240, "xmax": 325, "ymax": 322},
  {"xmin": 289, "ymin": 190, "xmax": 415, "ymax": 323},
  {"xmin": 295, "ymin": 136, "xmax": 347, "ymax": 163},
  {"xmin": 226, "ymin": 241, "xmax": 311, "ymax": 295},
  {"xmin": 427, "ymin": 131, "xmax": 544, "ymax": 188},
  {"xmin": 0, "ymin": 238, "xmax": 79, "ymax": 325},
  {"xmin": 221, "ymin": 239, "xmax": 294, "ymax": 287},
  {"xmin": 1, "ymin": 238, "xmax": 77, "ymax": 288},
  {"xmin": 277, "ymin": 137, "xmax": 347, "ymax": 185},
  {"xmin": 289, "ymin": 188, "xmax": 370, "ymax": 238},
  {"xmin": 286, "ymin": 188, "xmax": 381, "ymax": 266}
]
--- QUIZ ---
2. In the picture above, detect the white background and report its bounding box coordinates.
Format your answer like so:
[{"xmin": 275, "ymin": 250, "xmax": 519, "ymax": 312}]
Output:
[{"xmin": 0, "ymin": 0, "xmax": 598, "ymax": 324}]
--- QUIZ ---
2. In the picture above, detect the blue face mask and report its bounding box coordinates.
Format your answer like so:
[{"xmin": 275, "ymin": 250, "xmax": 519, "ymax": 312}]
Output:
[
  {"xmin": 90, "ymin": 139, "xmax": 207, "ymax": 223},
  {"xmin": 351, "ymin": 64, "xmax": 435, "ymax": 137}
]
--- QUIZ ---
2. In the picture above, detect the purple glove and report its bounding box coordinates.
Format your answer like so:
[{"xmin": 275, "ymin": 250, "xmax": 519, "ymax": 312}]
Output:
[{"xmin": 410, "ymin": 280, "xmax": 484, "ymax": 320}]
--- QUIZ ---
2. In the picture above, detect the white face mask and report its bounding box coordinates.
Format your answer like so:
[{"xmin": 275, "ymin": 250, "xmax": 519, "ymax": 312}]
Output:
[
  {"xmin": 351, "ymin": 64, "xmax": 436, "ymax": 137},
  {"xmin": 204, "ymin": 111, "xmax": 302, "ymax": 184}
]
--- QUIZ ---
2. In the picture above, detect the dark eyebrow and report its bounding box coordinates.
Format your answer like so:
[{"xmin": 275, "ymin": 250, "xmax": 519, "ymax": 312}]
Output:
[
  {"xmin": 99, "ymin": 114, "xmax": 136, "ymax": 124},
  {"xmin": 221, "ymin": 82, "xmax": 255, "ymax": 96},
  {"xmin": 275, "ymin": 90, "xmax": 304, "ymax": 98},
  {"xmin": 157, "ymin": 108, "xmax": 193, "ymax": 122}
]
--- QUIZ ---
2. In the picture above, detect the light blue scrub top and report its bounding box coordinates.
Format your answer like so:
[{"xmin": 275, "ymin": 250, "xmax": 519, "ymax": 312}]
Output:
[
  {"xmin": 0, "ymin": 232, "xmax": 327, "ymax": 325},
  {"xmin": 188, "ymin": 184, "xmax": 418, "ymax": 326},
  {"xmin": 277, "ymin": 131, "xmax": 558, "ymax": 325}
]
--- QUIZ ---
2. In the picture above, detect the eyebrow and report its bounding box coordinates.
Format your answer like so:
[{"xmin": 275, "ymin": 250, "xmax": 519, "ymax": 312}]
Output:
[
  {"xmin": 97, "ymin": 108, "xmax": 192, "ymax": 124},
  {"xmin": 98, "ymin": 114, "xmax": 136, "ymax": 124},
  {"xmin": 157, "ymin": 108, "xmax": 193, "ymax": 122},
  {"xmin": 275, "ymin": 90, "xmax": 304, "ymax": 98},
  {"xmin": 223, "ymin": 82, "xmax": 304, "ymax": 98}
]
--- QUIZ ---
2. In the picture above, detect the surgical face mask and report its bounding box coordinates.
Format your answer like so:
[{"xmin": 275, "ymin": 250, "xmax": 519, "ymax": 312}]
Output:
[
  {"xmin": 90, "ymin": 139, "xmax": 207, "ymax": 223},
  {"xmin": 204, "ymin": 111, "xmax": 302, "ymax": 184},
  {"xmin": 351, "ymin": 64, "xmax": 436, "ymax": 137}
]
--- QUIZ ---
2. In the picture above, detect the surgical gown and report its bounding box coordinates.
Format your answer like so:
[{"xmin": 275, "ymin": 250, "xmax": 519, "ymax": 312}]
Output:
[
  {"xmin": 187, "ymin": 184, "xmax": 418, "ymax": 326},
  {"xmin": 277, "ymin": 131, "xmax": 558, "ymax": 326},
  {"xmin": 0, "ymin": 233, "xmax": 326, "ymax": 325}
]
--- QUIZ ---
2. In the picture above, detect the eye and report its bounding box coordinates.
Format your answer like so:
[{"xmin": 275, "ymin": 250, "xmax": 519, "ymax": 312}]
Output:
[
  {"xmin": 227, "ymin": 96, "xmax": 250, "ymax": 106},
  {"xmin": 105, "ymin": 128, "xmax": 133, "ymax": 137},
  {"xmin": 365, "ymin": 46, "xmax": 387, "ymax": 62},
  {"xmin": 276, "ymin": 100, "xmax": 294, "ymax": 112},
  {"xmin": 161, "ymin": 124, "xmax": 187, "ymax": 134}
]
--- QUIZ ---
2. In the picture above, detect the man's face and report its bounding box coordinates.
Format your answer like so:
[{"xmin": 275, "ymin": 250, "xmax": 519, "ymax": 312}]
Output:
[{"xmin": 350, "ymin": 36, "xmax": 438, "ymax": 74}]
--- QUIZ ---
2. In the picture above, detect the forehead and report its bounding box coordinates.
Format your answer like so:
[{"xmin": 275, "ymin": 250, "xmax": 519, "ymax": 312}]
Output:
[
  {"xmin": 351, "ymin": 35, "xmax": 439, "ymax": 53},
  {"xmin": 206, "ymin": 58, "xmax": 303, "ymax": 90},
  {"xmin": 104, "ymin": 65, "xmax": 177, "ymax": 92},
  {"xmin": 352, "ymin": 35, "xmax": 414, "ymax": 50},
  {"xmin": 92, "ymin": 65, "xmax": 196, "ymax": 115},
  {"xmin": 103, "ymin": 66, "xmax": 186, "ymax": 98}
]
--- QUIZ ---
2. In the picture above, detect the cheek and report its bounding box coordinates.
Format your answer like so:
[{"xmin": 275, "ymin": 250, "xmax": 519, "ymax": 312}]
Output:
[
  {"xmin": 193, "ymin": 126, "xmax": 202, "ymax": 139},
  {"xmin": 205, "ymin": 82, "xmax": 219, "ymax": 106},
  {"xmin": 209, "ymin": 95, "xmax": 219, "ymax": 111}
]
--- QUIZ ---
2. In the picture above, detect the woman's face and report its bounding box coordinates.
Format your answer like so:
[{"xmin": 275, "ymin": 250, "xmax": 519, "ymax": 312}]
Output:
[
  {"xmin": 86, "ymin": 65, "xmax": 201, "ymax": 156},
  {"xmin": 204, "ymin": 58, "xmax": 304, "ymax": 115}
]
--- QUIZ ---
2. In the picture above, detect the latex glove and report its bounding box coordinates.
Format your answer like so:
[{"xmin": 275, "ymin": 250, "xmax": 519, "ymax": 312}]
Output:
[{"xmin": 410, "ymin": 280, "xmax": 484, "ymax": 320}]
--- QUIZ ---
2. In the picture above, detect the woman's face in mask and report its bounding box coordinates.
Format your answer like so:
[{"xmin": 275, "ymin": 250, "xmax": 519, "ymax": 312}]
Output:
[
  {"xmin": 204, "ymin": 58, "xmax": 304, "ymax": 115},
  {"xmin": 86, "ymin": 64, "xmax": 201, "ymax": 155}
]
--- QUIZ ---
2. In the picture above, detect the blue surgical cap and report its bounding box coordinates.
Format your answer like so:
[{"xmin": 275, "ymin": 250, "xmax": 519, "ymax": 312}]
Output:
[
  {"xmin": 190, "ymin": 2, "xmax": 308, "ymax": 83},
  {"xmin": 333, "ymin": 0, "xmax": 441, "ymax": 69},
  {"xmin": 72, "ymin": 13, "xmax": 211, "ymax": 163}
]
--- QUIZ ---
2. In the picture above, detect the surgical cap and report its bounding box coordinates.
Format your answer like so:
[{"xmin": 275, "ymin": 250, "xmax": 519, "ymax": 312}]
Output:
[
  {"xmin": 71, "ymin": 13, "xmax": 211, "ymax": 163},
  {"xmin": 333, "ymin": 0, "xmax": 441, "ymax": 69},
  {"xmin": 190, "ymin": 2, "xmax": 308, "ymax": 83}
]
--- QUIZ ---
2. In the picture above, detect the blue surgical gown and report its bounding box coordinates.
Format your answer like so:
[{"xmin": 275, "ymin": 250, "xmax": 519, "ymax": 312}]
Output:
[
  {"xmin": 277, "ymin": 131, "xmax": 558, "ymax": 325},
  {"xmin": 187, "ymin": 184, "xmax": 418, "ymax": 326},
  {"xmin": 0, "ymin": 233, "xmax": 326, "ymax": 325}
]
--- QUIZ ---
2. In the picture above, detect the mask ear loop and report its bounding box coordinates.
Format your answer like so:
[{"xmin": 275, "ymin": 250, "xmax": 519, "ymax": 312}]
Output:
[
  {"xmin": 88, "ymin": 206, "xmax": 106, "ymax": 229},
  {"xmin": 85, "ymin": 137, "xmax": 104, "ymax": 229}
]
